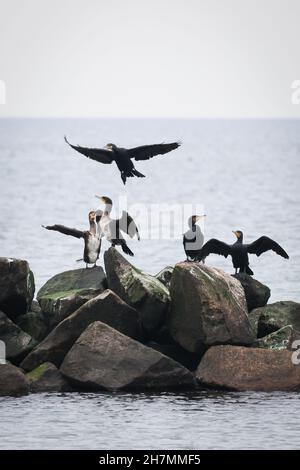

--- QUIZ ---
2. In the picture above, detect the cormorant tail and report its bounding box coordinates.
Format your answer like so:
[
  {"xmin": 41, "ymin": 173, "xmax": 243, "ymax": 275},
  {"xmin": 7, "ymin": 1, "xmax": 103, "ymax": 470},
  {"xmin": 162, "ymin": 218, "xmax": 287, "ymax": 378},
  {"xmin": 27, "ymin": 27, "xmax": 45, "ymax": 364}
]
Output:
[
  {"xmin": 76, "ymin": 258, "xmax": 83, "ymax": 262},
  {"xmin": 120, "ymin": 241, "xmax": 134, "ymax": 256},
  {"xmin": 246, "ymin": 266, "xmax": 254, "ymax": 275},
  {"xmin": 132, "ymin": 169, "xmax": 145, "ymax": 178},
  {"xmin": 121, "ymin": 173, "xmax": 127, "ymax": 185}
]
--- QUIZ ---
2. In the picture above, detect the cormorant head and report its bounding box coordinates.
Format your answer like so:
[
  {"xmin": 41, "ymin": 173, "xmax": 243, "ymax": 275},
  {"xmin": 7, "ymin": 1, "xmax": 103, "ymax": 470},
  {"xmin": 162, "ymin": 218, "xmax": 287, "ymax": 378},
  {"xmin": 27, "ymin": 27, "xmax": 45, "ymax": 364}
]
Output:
[
  {"xmin": 105, "ymin": 143, "xmax": 116, "ymax": 151},
  {"xmin": 188, "ymin": 214, "xmax": 206, "ymax": 228},
  {"xmin": 233, "ymin": 230, "xmax": 243, "ymax": 242},
  {"xmin": 95, "ymin": 195, "xmax": 113, "ymax": 206},
  {"xmin": 88, "ymin": 211, "xmax": 97, "ymax": 223}
]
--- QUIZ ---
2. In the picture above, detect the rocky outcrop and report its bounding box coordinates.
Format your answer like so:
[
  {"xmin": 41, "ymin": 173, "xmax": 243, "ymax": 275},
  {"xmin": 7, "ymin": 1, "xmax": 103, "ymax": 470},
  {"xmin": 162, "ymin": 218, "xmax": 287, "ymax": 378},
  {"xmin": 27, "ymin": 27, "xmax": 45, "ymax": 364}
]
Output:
[
  {"xmin": 155, "ymin": 267, "xmax": 174, "ymax": 290},
  {"xmin": 0, "ymin": 311, "xmax": 36, "ymax": 364},
  {"xmin": 60, "ymin": 321, "xmax": 196, "ymax": 391},
  {"xmin": 250, "ymin": 301, "xmax": 300, "ymax": 338},
  {"xmin": 104, "ymin": 248, "xmax": 170, "ymax": 336},
  {"xmin": 0, "ymin": 363, "xmax": 29, "ymax": 396},
  {"xmin": 21, "ymin": 290, "xmax": 142, "ymax": 370},
  {"xmin": 147, "ymin": 342, "xmax": 202, "ymax": 371},
  {"xmin": 253, "ymin": 325, "xmax": 300, "ymax": 350},
  {"xmin": 233, "ymin": 274, "xmax": 270, "ymax": 311},
  {"xmin": 0, "ymin": 257, "xmax": 35, "ymax": 319},
  {"xmin": 37, "ymin": 267, "xmax": 107, "ymax": 328},
  {"xmin": 196, "ymin": 345, "xmax": 300, "ymax": 391},
  {"xmin": 168, "ymin": 263, "xmax": 254, "ymax": 353},
  {"xmin": 16, "ymin": 310, "xmax": 49, "ymax": 342},
  {"xmin": 26, "ymin": 362, "xmax": 71, "ymax": 392}
]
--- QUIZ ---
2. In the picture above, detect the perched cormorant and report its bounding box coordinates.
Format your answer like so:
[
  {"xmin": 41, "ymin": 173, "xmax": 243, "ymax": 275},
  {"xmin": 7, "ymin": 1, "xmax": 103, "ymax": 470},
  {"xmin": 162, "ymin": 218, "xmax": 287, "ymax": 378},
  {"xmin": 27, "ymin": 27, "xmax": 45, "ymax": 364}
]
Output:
[
  {"xmin": 64, "ymin": 136, "xmax": 181, "ymax": 185},
  {"xmin": 183, "ymin": 215, "xmax": 206, "ymax": 261},
  {"xmin": 198, "ymin": 230, "xmax": 289, "ymax": 275},
  {"xmin": 95, "ymin": 196, "xmax": 140, "ymax": 256},
  {"xmin": 42, "ymin": 211, "xmax": 102, "ymax": 268}
]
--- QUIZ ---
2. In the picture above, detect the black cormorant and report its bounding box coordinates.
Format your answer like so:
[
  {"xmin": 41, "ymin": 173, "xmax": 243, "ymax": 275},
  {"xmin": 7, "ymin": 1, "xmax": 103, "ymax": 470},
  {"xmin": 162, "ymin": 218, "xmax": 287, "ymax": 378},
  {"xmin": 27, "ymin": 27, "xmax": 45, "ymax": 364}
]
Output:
[
  {"xmin": 42, "ymin": 211, "xmax": 102, "ymax": 268},
  {"xmin": 64, "ymin": 136, "xmax": 181, "ymax": 185},
  {"xmin": 95, "ymin": 196, "xmax": 140, "ymax": 256},
  {"xmin": 198, "ymin": 230, "xmax": 289, "ymax": 275},
  {"xmin": 183, "ymin": 215, "xmax": 206, "ymax": 261}
]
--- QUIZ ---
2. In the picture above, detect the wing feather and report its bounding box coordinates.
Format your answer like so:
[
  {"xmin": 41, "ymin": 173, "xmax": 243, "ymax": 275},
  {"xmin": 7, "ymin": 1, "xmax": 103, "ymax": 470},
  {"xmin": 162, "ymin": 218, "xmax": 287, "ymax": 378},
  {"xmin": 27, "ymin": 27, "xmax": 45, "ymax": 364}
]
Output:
[
  {"xmin": 64, "ymin": 136, "xmax": 113, "ymax": 164},
  {"xmin": 42, "ymin": 224, "xmax": 84, "ymax": 239},
  {"xmin": 198, "ymin": 238, "xmax": 231, "ymax": 260},
  {"xmin": 128, "ymin": 142, "xmax": 181, "ymax": 161},
  {"xmin": 247, "ymin": 236, "xmax": 289, "ymax": 258}
]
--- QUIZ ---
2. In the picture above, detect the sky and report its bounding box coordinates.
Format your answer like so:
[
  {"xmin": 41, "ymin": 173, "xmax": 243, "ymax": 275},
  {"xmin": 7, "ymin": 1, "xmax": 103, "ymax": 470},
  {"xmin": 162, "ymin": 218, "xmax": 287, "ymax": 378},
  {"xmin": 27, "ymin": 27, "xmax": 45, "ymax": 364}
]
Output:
[{"xmin": 0, "ymin": 0, "xmax": 300, "ymax": 118}]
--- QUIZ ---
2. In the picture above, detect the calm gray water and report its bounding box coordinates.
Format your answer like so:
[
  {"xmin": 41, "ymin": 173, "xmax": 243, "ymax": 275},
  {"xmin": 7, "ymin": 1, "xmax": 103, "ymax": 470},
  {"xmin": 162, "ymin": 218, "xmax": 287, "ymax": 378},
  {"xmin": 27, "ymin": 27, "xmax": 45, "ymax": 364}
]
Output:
[
  {"xmin": 1, "ymin": 391, "xmax": 300, "ymax": 450},
  {"xmin": 0, "ymin": 118, "xmax": 300, "ymax": 449}
]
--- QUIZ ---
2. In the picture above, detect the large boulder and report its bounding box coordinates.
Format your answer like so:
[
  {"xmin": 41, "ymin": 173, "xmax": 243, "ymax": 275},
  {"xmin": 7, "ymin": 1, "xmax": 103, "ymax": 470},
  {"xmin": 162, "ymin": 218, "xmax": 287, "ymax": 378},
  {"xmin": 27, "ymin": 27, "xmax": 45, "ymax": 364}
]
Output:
[
  {"xmin": 37, "ymin": 267, "xmax": 107, "ymax": 328},
  {"xmin": 26, "ymin": 362, "xmax": 71, "ymax": 392},
  {"xmin": 104, "ymin": 248, "xmax": 170, "ymax": 336},
  {"xmin": 0, "ymin": 311, "xmax": 36, "ymax": 364},
  {"xmin": 61, "ymin": 321, "xmax": 196, "ymax": 391},
  {"xmin": 254, "ymin": 325, "xmax": 300, "ymax": 350},
  {"xmin": 21, "ymin": 289, "xmax": 142, "ymax": 370},
  {"xmin": 196, "ymin": 345, "xmax": 300, "ymax": 391},
  {"xmin": 233, "ymin": 274, "xmax": 270, "ymax": 311},
  {"xmin": 0, "ymin": 257, "xmax": 35, "ymax": 320},
  {"xmin": 147, "ymin": 342, "xmax": 201, "ymax": 371},
  {"xmin": 168, "ymin": 263, "xmax": 254, "ymax": 353},
  {"xmin": 0, "ymin": 363, "xmax": 29, "ymax": 396},
  {"xmin": 16, "ymin": 309, "xmax": 49, "ymax": 342},
  {"xmin": 155, "ymin": 267, "xmax": 174, "ymax": 290},
  {"xmin": 250, "ymin": 301, "xmax": 300, "ymax": 338}
]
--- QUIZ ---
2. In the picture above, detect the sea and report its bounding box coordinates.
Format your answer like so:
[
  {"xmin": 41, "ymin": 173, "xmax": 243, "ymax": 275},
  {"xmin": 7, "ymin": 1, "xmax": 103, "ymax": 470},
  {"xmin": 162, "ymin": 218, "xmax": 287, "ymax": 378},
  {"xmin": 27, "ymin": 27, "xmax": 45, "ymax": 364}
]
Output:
[{"xmin": 0, "ymin": 118, "xmax": 300, "ymax": 449}]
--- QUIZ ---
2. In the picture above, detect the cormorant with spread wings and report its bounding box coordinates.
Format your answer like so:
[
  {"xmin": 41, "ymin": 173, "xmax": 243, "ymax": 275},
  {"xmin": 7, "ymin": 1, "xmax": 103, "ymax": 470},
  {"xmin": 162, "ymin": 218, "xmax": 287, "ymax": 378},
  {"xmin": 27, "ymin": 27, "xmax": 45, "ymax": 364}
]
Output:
[
  {"xmin": 64, "ymin": 136, "xmax": 181, "ymax": 185},
  {"xmin": 42, "ymin": 211, "xmax": 103, "ymax": 268},
  {"xmin": 95, "ymin": 196, "xmax": 140, "ymax": 256},
  {"xmin": 197, "ymin": 230, "xmax": 289, "ymax": 275}
]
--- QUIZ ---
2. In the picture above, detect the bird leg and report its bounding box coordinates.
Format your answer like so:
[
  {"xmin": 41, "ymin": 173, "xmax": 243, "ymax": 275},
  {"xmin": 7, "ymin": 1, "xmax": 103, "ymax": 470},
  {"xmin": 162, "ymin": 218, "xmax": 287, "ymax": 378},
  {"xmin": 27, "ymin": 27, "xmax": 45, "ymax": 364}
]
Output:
[
  {"xmin": 93, "ymin": 262, "xmax": 97, "ymax": 268},
  {"xmin": 235, "ymin": 268, "xmax": 238, "ymax": 275}
]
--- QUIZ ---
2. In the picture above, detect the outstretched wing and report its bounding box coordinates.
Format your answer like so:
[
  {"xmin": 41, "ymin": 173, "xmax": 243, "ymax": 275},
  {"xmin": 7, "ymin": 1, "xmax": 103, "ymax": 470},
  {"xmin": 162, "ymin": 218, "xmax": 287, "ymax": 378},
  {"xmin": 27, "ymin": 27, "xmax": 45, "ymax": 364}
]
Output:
[
  {"xmin": 42, "ymin": 224, "xmax": 84, "ymax": 239},
  {"xmin": 198, "ymin": 238, "xmax": 231, "ymax": 260},
  {"xmin": 64, "ymin": 136, "xmax": 113, "ymax": 164},
  {"xmin": 117, "ymin": 211, "xmax": 140, "ymax": 240},
  {"xmin": 128, "ymin": 142, "xmax": 181, "ymax": 161},
  {"xmin": 247, "ymin": 236, "xmax": 289, "ymax": 258}
]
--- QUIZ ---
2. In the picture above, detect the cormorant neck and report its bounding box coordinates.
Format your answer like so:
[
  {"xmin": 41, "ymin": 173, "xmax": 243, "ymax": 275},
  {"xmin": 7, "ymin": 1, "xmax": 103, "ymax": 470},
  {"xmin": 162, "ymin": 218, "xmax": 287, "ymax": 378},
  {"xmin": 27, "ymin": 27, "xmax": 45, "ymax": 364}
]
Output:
[
  {"xmin": 104, "ymin": 203, "xmax": 112, "ymax": 216},
  {"xmin": 236, "ymin": 235, "xmax": 243, "ymax": 244},
  {"xmin": 89, "ymin": 220, "xmax": 96, "ymax": 235}
]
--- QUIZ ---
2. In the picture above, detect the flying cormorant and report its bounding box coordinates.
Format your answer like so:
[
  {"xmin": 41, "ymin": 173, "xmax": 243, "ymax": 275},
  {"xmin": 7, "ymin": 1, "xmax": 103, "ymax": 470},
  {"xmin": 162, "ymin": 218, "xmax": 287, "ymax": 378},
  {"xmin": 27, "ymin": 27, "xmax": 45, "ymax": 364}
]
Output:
[
  {"xmin": 64, "ymin": 136, "xmax": 181, "ymax": 185},
  {"xmin": 183, "ymin": 215, "xmax": 206, "ymax": 261},
  {"xmin": 198, "ymin": 230, "xmax": 289, "ymax": 275},
  {"xmin": 95, "ymin": 196, "xmax": 140, "ymax": 256},
  {"xmin": 42, "ymin": 211, "xmax": 102, "ymax": 268}
]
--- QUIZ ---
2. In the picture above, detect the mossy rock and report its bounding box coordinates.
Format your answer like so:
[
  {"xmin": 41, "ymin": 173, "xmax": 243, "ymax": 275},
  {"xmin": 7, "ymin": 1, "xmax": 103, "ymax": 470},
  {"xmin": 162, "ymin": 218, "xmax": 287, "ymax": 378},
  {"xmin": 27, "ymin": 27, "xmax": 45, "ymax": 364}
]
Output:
[
  {"xmin": 253, "ymin": 325, "xmax": 300, "ymax": 350},
  {"xmin": 104, "ymin": 248, "xmax": 170, "ymax": 336},
  {"xmin": 250, "ymin": 301, "xmax": 300, "ymax": 338},
  {"xmin": 37, "ymin": 267, "xmax": 107, "ymax": 328}
]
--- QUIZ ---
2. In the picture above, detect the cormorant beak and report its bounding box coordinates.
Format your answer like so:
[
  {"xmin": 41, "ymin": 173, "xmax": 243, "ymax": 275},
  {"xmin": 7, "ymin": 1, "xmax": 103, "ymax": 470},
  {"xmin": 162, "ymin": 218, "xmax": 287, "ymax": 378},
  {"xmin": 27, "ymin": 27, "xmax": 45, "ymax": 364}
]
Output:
[
  {"xmin": 232, "ymin": 231, "xmax": 239, "ymax": 238},
  {"xmin": 195, "ymin": 215, "xmax": 206, "ymax": 222},
  {"xmin": 95, "ymin": 195, "xmax": 105, "ymax": 202}
]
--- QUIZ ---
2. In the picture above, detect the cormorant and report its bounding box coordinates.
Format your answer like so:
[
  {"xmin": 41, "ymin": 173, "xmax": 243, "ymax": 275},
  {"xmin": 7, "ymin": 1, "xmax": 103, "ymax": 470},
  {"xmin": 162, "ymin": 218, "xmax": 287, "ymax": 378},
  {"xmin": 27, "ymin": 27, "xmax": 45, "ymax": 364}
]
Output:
[
  {"xmin": 95, "ymin": 196, "xmax": 140, "ymax": 256},
  {"xmin": 64, "ymin": 136, "xmax": 181, "ymax": 185},
  {"xmin": 42, "ymin": 211, "xmax": 102, "ymax": 268},
  {"xmin": 198, "ymin": 230, "xmax": 289, "ymax": 275},
  {"xmin": 183, "ymin": 215, "xmax": 206, "ymax": 261}
]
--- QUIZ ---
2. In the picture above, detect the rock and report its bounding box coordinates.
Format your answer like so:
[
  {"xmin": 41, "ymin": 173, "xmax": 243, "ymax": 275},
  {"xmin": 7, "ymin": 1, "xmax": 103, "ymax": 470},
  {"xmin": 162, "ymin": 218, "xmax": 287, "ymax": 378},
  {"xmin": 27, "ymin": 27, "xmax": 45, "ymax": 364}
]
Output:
[
  {"xmin": 16, "ymin": 310, "xmax": 49, "ymax": 342},
  {"xmin": 21, "ymin": 290, "xmax": 142, "ymax": 370},
  {"xmin": 233, "ymin": 274, "xmax": 270, "ymax": 311},
  {"xmin": 104, "ymin": 248, "xmax": 170, "ymax": 336},
  {"xmin": 196, "ymin": 345, "xmax": 300, "ymax": 391},
  {"xmin": 37, "ymin": 267, "xmax": 107, "ymax": 328},
  {"xmin": 0, "ymin": 311, "xmax": 36, "ymax": 364},
  {"xmin": 26, "ymin": 362, "xmax": 71, "ymax": 392},
  {"xmin": 250, "ymin": 301, "xmax": 300, "ymax": 338},
  {"xmin": 155, "ymin": 266, "xmax": 174, "ymax": 290},
  {"xmin": 0, "ymin": 363, "xmax": 29, "ymax": 396},
  {"xmin": 61, "ymin": 321, "xmax": 196, "ymax": 391},
  {"xmin": 253, "ymin": 325, "xmax": 300, "ymax": 350},
  {"xmin": 168, "ymin": 263, "xmax": 254, "ymax": 353},
  {"xmin": 0, "ymin": 257, "xmax": 35, "ymax": 320},
  {"xmin": 147, "ymin": 342, "xmax": 202, "ymax": 371}
]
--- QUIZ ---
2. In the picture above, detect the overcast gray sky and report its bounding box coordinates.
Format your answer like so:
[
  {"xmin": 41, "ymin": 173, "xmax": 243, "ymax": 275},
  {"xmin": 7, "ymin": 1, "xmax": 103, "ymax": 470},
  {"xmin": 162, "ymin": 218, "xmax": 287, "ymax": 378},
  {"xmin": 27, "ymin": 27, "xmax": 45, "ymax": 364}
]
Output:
[{"xmin": 0, "ymin": 0, "xmax": 299, "ymax": 118}]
